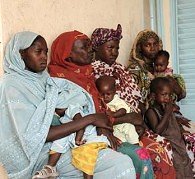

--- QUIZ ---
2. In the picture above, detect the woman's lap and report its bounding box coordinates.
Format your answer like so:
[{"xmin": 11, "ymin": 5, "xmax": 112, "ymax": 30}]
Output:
[
  {"xmin": 33, "ymin": 144, "xmax": 136, "ymax": 179},
  {"xmin": 118, "ymin": 142, "xmax": 154, "ymax": 179}
]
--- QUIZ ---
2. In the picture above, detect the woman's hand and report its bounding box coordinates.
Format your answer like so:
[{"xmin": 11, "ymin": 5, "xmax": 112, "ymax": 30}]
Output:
[
  {"xmin": 92, "ymin": 113, "xmax": 113, "ymax": 131},
  {"xmin": 97, "ymin": 128, "xmax": 122, "ymax": 150}
]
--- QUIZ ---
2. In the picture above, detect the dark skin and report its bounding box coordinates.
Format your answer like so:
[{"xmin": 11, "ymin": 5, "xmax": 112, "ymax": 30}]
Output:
[
  {"xmin": 167, "ymin": 76, "xmax": 186, "ymax": 101},
  {"xmin": 55, "ymin": 109, "xmax": 86, "ymax": 145},
  {"xmin": 145, "ymin": 85, "xmax": 174, "ymax": 135},
  {"xmin": 96, "ymin": 75, "xmax": 144, "ymax": 138},
  {"xmin": 68, "ymin": 38, "xmax": 123, "ymax": 151},
  {"xmin": 21, "ymin": 37, "xmax": 112, "ymax": 178},
  {"xmin": 141, "ymin": 37, "xmax": 160, "ymax": 61},
  {"xmin": 95, "ymin": 40, "xmax": 144, "ymax": 126}
]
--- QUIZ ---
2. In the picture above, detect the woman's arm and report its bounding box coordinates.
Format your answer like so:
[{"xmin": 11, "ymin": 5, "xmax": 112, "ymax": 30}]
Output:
[
  {"xmin": 46, "ymin": 113, "xmax": 112, "ymax": 142},
  {"xmin": 113, "ymin": 112, "xmax": 143, "ymax": 126}
]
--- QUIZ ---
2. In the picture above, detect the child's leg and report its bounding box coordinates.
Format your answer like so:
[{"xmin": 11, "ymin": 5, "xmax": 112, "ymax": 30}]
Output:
[
  {"xmin": 32, "ymin": 152, "xmax": 60, "ymax": 179},
  {"xmin": 83, "ymin": 172, "xmax": 93, "ymax": 179},
  {"xmin": 48, "ymin": 152, "xmax": 61, "ymax": 166}
]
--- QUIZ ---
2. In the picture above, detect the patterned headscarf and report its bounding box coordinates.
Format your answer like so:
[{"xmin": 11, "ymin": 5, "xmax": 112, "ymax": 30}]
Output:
[
  {"xmin": 91, "ymin": 24, "xmax": 122, "ymax": 50},
  {"xmin": 48, "ymin": 31, "xmax": 103, "ymax": 112},
  {"xmin": 130, "ymin": 29, "xmax": 163, "ymax": 65},
  {"xmin": 49, "ymin": 30, "xmax": 89, "ymax": 67}
]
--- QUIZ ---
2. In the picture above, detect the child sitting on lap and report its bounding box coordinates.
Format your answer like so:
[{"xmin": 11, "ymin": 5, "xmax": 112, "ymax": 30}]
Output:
[
  {"xmin": 33, "ymin": 84, "xmax": 109, "ymax": 179},
  {"xmin": 96, "ymin": 75, "xmax": 144, "ymax": 145}
]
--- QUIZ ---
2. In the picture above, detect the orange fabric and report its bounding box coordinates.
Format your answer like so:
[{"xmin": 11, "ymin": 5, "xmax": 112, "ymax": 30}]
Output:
[{"xmin": 48, "ymin": 31, "xmax": 104, "ymax": 112}]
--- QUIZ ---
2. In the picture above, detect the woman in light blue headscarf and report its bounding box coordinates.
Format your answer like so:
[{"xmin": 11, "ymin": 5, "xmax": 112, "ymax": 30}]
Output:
[{"xmin": 0, "ymin": 31, "xmax": 136, "ymax": 179}]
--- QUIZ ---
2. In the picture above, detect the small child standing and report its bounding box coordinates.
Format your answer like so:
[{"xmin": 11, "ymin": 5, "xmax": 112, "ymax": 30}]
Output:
[
  {"xmin": 95, "ymin": 75, "xmax": 142, "ymax": 145},
  {"xmin": 33, "ymin": 82, "xmax": 109, "ymax": 179},
  {"xmin": 145, "ymin": 77, "xmax": 193, "ymax": 179}
]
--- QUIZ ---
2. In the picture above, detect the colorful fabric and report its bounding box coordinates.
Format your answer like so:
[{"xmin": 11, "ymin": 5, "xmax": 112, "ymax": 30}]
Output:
[
  {"xmin": 148, "ymin": 107, "xmax": 193, "ymax": 178},
  {"xmin": 49, "ymin": 30, "xmax": 153, "ymax": 178},
  {"xmin": 0, "ymin": 31, "xmax": 136, "ymax": 179},
  {"xmin": 50, "ymin": 30, "xmax": 88, "ymax": 67},
  {"xmin": 154, "ymin": 67, "xmax": 173, "ymax": 77},
  {"xmin": 141, "ymin": 130, "xmax": 176, "ymax": 179},
  {"xmin": 48, "ymin": 31, "xmax": 103, "ymax": 112},
  {"xmin": 72, "ymin": 142, "xmax": 108, "ymax": 175},
  {"xmin": 50, "ymin": 80, "xmax": 109, "ymax": 154},
  {"xmin": 92, "ymin": 60, "xmax": 141, "ymax": 112},
  {"xmin": 128, "ymin": 29, "xmax": 163, "ymax": 100},
  {"xmin": 107, "ymin": 94, "xmax": 139, "ymax": 144},
  {"xmin": 118, "ymin": 142, "xmax": 154, "ymax": 179},
  {"xmin": 91, "ymin": 24, "xmax": 122, "ymax": 50}
]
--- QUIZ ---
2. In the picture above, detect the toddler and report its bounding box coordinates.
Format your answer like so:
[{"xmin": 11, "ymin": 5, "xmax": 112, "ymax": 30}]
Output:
[
  {"xmin": 96, "ymin": 75, "xmax": 143, "ymax": 144},
  {"xmin": 145, "ymin": 77, "xmax": 193, "ymax": 179},
  {"xmin": 33, "ymin": 83, "xmax": 109, "ymax": 179}
]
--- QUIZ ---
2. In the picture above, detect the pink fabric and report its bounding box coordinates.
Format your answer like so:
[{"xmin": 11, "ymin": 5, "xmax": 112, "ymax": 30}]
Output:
[{"xmin": 154, "ymin": 67, "xmax": 173, "ymax": 77}]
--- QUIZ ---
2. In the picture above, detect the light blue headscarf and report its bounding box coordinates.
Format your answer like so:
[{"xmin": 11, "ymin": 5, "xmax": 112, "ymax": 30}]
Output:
[
  {"xmin": 0, "ymin": 31, "xmax": 98, "ymax": 179},
  {"xmin": 0, "ymin": 31, "xmax": 59, "ymax": 178}
]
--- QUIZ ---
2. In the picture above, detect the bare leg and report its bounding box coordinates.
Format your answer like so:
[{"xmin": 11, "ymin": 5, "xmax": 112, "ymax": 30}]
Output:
[
  {"xmin": 83, "ymin": 172, "xmax": 93, "ymax": 179},
  {"xmin": 48, "ymin": 152, "xmax": 61, "ymax": 166}
]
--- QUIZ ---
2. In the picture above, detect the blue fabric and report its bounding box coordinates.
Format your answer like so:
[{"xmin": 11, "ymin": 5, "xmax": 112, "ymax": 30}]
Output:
[{"xmin": 0, "ymin": 32, "xmax": 136, "ymax": 179}]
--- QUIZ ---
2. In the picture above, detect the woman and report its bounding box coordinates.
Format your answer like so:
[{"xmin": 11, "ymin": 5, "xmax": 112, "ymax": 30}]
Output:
[
  {"xmin": 48, "ymin": 30, "xmax": 154, "ymax": 179},
  {"xmin": 128, "ymin": 30, "xmax": 195, "ymax": 173},
  {"xmin": 0, "ymin": 31, "xmax": 135, "ymax": 179},
  {"xmin": 91, "ymin": 26, "xmax": 177, "ymax": 179},
  {"xmin": 127, "ymin": 29, "xmax": 162, "ymax": 101}
]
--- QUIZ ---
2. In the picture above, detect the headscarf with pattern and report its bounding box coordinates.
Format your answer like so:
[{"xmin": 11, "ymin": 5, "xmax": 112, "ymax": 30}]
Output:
[
  {"xmin": 129, "ymin": 29, "xmax": 163, "ymax": 73},
  {"xmin": 91, "ymin": 25, "xmax": 141, "ymax": 112},
  {"xmin": 48, "ymin": 31, "xmax": 104, "ymax": 112},
  {"xmin": 91, "ymin": 24, "xmax": 122, "ymax": 50}
]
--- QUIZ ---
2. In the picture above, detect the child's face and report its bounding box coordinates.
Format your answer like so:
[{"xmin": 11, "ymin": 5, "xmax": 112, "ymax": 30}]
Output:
[
  {"xmin": 155, "ymin": 85, "xmax": 172, "ymax": 106},
  {"xmin": 98, "ymin": 84, "xmax": 115, "ymax": 103},
  {"xmin": 154, "ymin": 55, "xmax": 168, "ymax": 73}
]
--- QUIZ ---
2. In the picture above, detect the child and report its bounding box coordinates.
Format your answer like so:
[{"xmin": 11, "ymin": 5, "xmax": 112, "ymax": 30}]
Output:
[
  {"xmin": 153, "ymin": 50, "xmax": 173, "ymax": 77},
  {"xmin": 33, "ymin": 84, "xmax": 109, "ymax": 179},
  {"xmin": 145, "ymin": 77, "xmax": 193, "ymax": 179},
  {"xmin": 96, "ymin": 75, "xmax": 143, "ymax": 144}
]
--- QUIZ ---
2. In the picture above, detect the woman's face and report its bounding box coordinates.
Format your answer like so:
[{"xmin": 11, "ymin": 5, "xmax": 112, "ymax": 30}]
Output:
[
  {"xmin": 96, "ymin": 40, "xmax": 119, "ymax": 65},
  {"xmin": 141, "ymin": 37, "xmax": 159, "ymax": 60},
  {"xmin": 20, "ymin": 37, "xmax": 48, "ymax": 73},
  {"xmin": 70, "ymin": 39, "xmax": 93, "ymax": 66}
]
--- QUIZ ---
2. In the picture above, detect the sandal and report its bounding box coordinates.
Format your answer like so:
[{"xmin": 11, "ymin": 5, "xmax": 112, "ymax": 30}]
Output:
[{"xmin": 32, "ymin": 165, "xmax": 59, "ymax": 179}]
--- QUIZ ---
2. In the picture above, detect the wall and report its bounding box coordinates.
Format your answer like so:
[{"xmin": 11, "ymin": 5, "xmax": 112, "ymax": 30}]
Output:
[{"xmin": 0, "ymin": 0, "xmax": 147, "ymax": 75}]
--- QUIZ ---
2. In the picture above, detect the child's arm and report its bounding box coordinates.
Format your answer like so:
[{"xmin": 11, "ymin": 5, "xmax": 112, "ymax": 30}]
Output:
[
  {"xmin": 135, "ymin": 125, "xmax": 145, "ymax": 138},
  {"xmin": 55, "ymin": 108, "xmax": 66, "ymax": 117},
  {"xmin": 107, "ymin": 108, "xmax": 126, "ymax": 118},
  {"xmin": 145, "ymin": 103, "xmax": 173, "ymax": 135},
  {"xmin": 73, "ymin": 113, "xmax": 85, "ymax": 145}
]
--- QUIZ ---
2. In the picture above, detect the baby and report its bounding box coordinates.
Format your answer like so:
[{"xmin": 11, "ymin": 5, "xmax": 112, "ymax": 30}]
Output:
[
  {"xmin": 33, "ymin": 83, "xmax": 109, "ymax": 179},
  {"xmin": 96, "ymin": 75, "xmax": 142, "ymax": 145},
  {"xmin": 154, "ymin": 50, "xmax": 173, "ymax": 77}
]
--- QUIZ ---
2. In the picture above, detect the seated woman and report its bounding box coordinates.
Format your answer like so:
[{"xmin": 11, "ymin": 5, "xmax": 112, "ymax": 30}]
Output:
[
  {"xmin": 129, "ymin": 29, "xmax": 194, "ymax": 174},
  {"xmin": 48, "ymin": 30, "xmax": 154, "ymax": 179},
  {"xmin": 0, "ymin": 31, "xmax": 136, "ymax": 179},
  {"xmin": 91, "ymin": 26, "xmax": 177, "ymax": 179}
]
